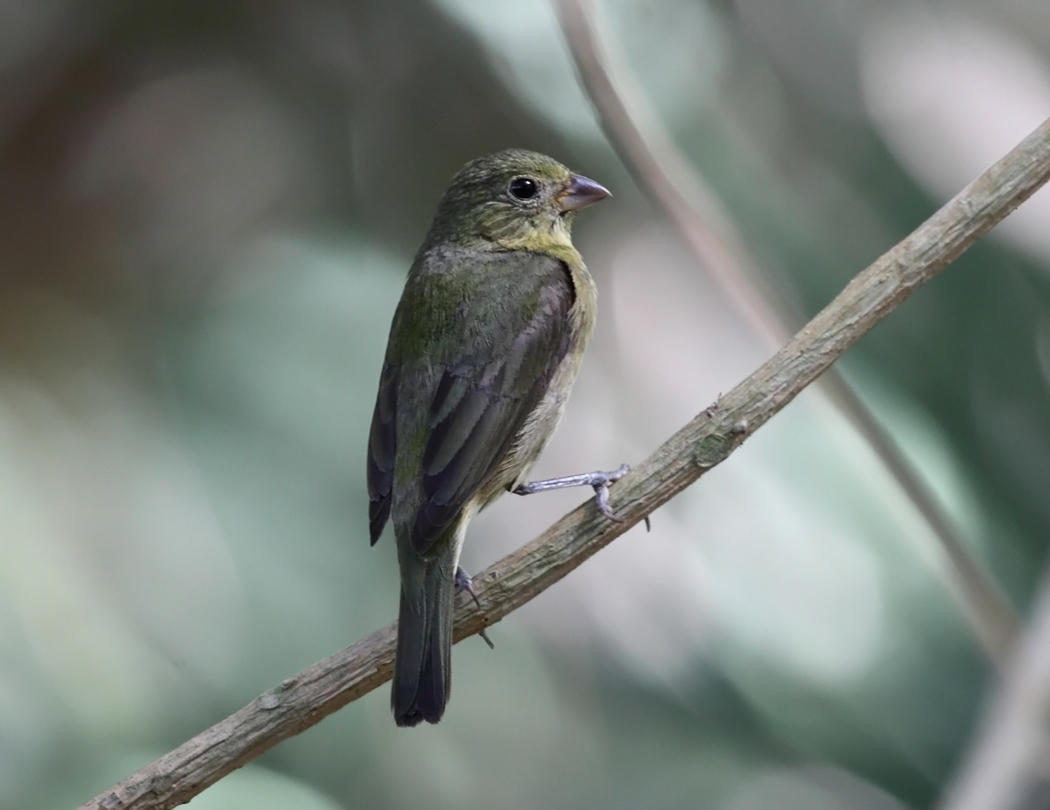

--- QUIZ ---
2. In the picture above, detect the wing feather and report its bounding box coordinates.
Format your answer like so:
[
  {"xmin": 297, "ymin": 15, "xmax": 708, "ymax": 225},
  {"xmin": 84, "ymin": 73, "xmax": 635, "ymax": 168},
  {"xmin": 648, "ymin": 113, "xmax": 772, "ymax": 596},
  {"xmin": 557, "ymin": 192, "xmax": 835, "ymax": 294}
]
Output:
[
  {"xmin": 367, "ymin": 249, "xmax": 575, "ymax": 555},
  {"xmin": 367, "ymin": 362, "xmax": 398, "ymax": 544}
]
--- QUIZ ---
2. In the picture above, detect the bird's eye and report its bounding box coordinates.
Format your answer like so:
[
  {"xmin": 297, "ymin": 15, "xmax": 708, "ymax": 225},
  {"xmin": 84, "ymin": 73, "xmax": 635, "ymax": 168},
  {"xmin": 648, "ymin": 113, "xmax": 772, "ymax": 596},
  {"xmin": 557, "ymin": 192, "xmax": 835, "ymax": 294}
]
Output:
[{"xmin": 508, "ymin": 177, "xmax": 540, "ymax": 200}]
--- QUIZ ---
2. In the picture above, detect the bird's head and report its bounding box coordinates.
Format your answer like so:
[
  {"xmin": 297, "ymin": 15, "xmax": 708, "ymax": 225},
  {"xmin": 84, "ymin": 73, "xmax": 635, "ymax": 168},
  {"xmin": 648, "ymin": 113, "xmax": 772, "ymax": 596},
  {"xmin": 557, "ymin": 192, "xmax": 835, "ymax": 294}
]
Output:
[{"xmin": 425, "ymin": 149, "xmax": 610, "ymax": 252}]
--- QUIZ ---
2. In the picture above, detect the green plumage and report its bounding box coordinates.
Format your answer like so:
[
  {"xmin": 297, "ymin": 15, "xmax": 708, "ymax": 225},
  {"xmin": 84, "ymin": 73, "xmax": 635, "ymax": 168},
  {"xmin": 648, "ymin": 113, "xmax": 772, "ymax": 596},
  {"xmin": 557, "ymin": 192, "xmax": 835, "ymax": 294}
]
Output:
[{"xmin": 367, "ymin": 149, "xmax": 609, "ymax": 726}]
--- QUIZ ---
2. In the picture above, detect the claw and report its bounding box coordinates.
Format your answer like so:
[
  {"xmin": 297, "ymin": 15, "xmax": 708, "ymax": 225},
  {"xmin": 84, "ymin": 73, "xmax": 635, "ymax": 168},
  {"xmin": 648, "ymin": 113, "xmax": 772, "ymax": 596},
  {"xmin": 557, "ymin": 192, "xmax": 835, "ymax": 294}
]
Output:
[
  {"xmin": 455, "ymin": 567, "xmax": 494, "ymax": 650},
  {"xmin": 454, "ymin": 567, "xmax": 482, "ymax": 609},
  {"xmin": 593, "ymin": 479, "xmax": 622, "ymax": 522}
]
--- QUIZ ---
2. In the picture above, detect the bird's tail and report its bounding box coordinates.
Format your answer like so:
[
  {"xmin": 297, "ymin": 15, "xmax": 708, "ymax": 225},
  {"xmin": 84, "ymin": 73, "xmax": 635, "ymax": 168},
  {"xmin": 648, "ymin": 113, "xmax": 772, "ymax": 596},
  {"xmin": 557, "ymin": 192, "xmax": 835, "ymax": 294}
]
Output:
[{"xmin": 392, "ymin": 549, "xmax": 456, "ymax": 726}]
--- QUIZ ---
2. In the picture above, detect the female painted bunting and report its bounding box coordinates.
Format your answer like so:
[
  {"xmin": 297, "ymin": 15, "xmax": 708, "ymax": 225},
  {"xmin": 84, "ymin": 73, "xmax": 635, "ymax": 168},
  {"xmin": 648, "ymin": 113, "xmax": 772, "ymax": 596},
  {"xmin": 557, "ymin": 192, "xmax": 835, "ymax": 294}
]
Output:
[{"xmin": 367, "ymin": 149, "xmax": 615, "ymax": 726}]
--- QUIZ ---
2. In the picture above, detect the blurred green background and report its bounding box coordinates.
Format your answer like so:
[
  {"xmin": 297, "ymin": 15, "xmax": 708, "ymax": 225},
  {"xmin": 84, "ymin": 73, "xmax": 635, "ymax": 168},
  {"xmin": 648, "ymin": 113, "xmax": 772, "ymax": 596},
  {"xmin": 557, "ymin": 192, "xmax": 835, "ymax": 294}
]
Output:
[{"xmin": 2, "ymin": 1, "xmax": 1049, "ymax": 808}]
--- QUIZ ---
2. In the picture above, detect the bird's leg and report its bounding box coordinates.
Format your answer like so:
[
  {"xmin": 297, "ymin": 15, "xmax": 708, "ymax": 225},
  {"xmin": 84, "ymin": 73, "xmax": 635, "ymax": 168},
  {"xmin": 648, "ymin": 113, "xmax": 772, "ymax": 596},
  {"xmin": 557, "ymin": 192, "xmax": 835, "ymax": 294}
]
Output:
[
  {"xmin": 455, "ymin": 567, "xmax": 495, "ymax": 649},
  {"xmin": 512, "ymin": 463, "xmax": 631, "ymax": 521}
]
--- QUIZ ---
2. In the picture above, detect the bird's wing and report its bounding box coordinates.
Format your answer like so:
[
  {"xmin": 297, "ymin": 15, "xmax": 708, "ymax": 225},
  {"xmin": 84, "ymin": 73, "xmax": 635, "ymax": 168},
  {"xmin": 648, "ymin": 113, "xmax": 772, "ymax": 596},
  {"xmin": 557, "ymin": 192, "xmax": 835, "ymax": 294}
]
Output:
[
  {"xmin": 367, "ymin": 359, "xmax": 398, "ymax": 545},
  {"xmin": 367, "ymin": 249, "xmax": 575, "ymax": 554}
]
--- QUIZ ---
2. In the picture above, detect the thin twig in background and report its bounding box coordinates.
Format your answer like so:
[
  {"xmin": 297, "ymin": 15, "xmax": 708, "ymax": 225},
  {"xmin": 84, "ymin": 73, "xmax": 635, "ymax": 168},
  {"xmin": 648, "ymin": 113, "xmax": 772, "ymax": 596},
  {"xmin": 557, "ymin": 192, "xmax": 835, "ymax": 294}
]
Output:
[
  {"xmin": 79, "ymin": 117, "xmax": 1050, "ymax": 810},
  {"xmin": 554, "ymin": 0, "xmax": 1018, "ymax": 667},
  {"xmin": 938, "ymin": 565, "xmax": 1050, "ymax": 810}
]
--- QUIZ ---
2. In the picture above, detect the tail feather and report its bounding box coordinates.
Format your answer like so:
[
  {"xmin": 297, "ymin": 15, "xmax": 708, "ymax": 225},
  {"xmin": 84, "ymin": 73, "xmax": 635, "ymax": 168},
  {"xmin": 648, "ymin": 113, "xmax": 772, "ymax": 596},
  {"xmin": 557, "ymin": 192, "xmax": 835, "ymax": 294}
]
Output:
[{"xmin": 392, "ymin": 555, "xmax": 455, "ymax": 726}]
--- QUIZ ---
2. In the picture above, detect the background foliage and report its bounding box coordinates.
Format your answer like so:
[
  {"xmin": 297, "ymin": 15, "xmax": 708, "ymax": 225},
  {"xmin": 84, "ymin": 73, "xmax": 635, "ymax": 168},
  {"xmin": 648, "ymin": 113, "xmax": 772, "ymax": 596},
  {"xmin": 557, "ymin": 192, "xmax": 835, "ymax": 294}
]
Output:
[{"xmin": 2, "ymin": 1, "xmax": 1049, "ymax": 808}]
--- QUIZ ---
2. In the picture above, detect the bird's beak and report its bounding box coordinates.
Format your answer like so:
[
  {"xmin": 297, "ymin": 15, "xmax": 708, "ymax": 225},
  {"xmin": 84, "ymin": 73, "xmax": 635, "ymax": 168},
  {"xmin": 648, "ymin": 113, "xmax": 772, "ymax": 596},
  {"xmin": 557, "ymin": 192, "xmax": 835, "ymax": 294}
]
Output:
[{"xmin": 558, "ymin": 173, "xmax": 611, "ymax": 212}]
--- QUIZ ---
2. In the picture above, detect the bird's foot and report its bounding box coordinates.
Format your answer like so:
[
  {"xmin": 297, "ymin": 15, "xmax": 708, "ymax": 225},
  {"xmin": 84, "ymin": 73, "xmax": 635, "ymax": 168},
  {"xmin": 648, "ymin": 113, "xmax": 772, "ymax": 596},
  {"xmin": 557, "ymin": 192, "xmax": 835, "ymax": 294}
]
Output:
[
  {"xmin": 455, "ymin": 566, "xmax": 494, "ymax": 650},
  {"xmin": 513, "ymin": 463, "xmax": 634, "ymax": 522},
  {"xmin": 454, "ymin": 566, "xmax": 482, "ymax": 608}
]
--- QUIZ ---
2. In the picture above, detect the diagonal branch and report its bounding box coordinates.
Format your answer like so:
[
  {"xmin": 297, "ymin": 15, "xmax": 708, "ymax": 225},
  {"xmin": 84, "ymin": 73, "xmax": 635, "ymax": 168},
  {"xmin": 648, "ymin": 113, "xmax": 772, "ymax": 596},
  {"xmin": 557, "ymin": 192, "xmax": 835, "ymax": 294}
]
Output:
[
  {"xmin": 80, "ymin": 118, "xmax": 1050, "ymax": 810},
  {"xmin": 938, "ymin": 562, "xmax": 1050, "ymax": 810},
  {"xmin": 554, "ymin": 0, "xmax": 1019, "ymax": 666}
]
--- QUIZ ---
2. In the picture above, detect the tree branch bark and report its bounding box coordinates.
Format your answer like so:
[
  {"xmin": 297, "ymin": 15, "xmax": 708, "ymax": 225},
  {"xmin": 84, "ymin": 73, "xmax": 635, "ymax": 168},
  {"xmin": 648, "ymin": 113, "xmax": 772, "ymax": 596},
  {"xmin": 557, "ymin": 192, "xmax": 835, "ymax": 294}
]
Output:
[{"xmin": 80, "ymin": 118, "xmax": 1050, "ymax": 810}]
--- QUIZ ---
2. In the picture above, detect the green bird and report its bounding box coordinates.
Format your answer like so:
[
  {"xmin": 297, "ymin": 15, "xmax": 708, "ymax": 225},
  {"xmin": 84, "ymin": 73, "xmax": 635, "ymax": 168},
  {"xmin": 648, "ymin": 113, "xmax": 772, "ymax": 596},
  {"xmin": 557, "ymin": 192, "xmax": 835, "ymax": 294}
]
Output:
[{"xmin": 367, "ymin": 149, "xmax": 615, "ymax": 726}]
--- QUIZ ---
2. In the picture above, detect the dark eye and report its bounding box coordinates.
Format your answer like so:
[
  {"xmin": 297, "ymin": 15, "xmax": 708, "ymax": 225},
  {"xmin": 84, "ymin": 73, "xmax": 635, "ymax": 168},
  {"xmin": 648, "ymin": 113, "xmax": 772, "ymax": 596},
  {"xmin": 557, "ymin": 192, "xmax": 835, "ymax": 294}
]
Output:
[{"xmin": 508, "ymin": 177, "xmax": 539, "ymax": 200}]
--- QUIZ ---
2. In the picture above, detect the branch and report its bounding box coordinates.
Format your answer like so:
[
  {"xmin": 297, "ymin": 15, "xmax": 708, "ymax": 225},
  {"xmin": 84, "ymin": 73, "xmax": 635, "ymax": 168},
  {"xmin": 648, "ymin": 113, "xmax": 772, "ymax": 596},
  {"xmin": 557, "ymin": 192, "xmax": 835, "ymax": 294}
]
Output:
[
  {"xmin": 554, "ymin": 0, "xmax": 1020, "ymax": 665},
  {"xmin": 80, "ymin": 118, "xmax": 1050, "ymax": 810},
  {"xmin": 938, "ymin": 564, "xmax": 1050, "ymax": 810}
]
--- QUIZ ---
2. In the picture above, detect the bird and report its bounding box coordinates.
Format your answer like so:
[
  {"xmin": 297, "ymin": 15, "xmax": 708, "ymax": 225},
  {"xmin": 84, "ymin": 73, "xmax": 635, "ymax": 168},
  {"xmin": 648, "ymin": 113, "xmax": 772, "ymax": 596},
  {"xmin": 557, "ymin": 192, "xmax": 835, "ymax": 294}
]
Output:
[{"xmin": 367, "ymin": 148, "xmax": 614, "ymax": 726}]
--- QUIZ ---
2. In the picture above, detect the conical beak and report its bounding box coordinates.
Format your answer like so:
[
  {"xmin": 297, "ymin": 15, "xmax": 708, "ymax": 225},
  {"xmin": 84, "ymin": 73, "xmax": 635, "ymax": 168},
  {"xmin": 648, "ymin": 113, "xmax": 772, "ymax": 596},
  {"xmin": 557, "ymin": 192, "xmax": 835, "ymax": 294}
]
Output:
[{"xmin": 558, "ymin": 172, "xmax": 611, "ymax": 212}]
